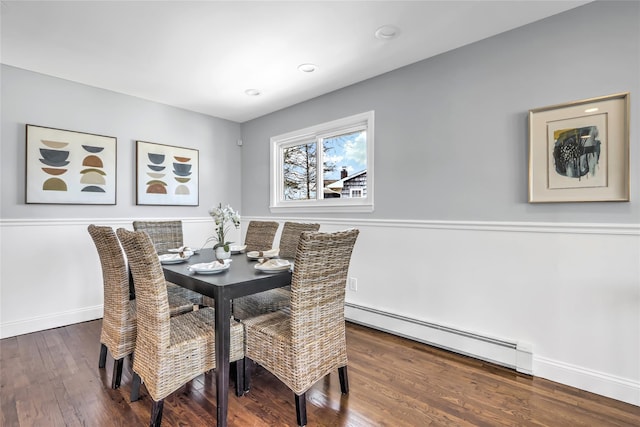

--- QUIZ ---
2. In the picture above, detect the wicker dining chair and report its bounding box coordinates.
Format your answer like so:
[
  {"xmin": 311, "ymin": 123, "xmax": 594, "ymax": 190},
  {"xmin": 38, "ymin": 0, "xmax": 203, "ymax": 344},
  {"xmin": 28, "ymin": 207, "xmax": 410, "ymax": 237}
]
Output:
[
  {"xmin": 132, "ymin": 220, "xmax": 203, "ymax": 306},
  {"xmin": 88, "ymin": 225, "xmax": 195, "ymax": 390},
  {"xmin": 242, "ymin": 229, "xmax": 359, "ymax": 427},
  {"xmin": 231, "ymin": 222, "xmax": 321, "ymax": 320},
  {"xmin": 278, "ymin": 222, "xmax": 320, "ymax": 259},
  {"xmin": 117, "ymin": 228, "xmax": 245, "ymax": 427},
  {"xmin": 132, "ymin": 220, "xmax": 183, "ymax": 255},
  {"xmin": 243, "ymin": 220, "xmax": 279, "ymax": 252},
  {"xmin": 231, "ymin": 220, "xmax": 284, "ymax": 319}
]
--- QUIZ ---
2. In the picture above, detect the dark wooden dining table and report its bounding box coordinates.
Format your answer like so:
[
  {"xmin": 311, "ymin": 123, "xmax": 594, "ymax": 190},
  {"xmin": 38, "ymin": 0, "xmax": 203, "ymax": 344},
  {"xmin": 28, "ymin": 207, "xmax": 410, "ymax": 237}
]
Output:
[{"xmin": 161, "ymin": 250, "xmax": 292, "ymax": 427}]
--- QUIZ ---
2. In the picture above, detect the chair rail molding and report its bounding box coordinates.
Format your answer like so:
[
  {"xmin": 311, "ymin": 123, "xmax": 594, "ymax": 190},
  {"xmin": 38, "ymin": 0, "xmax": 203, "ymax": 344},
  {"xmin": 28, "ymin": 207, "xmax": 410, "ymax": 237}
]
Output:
[
  {"xmin": 241, "ymin": 216, "xmax": 640, "ymax": 236},
  {"xmin": 2, "ymin": 217, "xmax": 639, "ymax": 235},
  {"xmin": 0, "ymin": 217, "xmax": 214, "ymax": 227}
]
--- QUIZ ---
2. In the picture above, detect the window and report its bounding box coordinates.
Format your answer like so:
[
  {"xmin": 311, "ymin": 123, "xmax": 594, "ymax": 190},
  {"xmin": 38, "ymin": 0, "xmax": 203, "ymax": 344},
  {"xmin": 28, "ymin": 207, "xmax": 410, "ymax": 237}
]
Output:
[{"xmin": 270, "ymin": 111, "xmax": 374, "ymax": 213}]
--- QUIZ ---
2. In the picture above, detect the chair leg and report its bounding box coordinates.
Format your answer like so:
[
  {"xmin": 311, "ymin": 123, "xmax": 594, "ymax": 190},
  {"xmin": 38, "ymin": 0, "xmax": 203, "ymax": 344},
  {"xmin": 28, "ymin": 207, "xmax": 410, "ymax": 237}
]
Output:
[
  {"xmin": 111, "ymin": 358, "xmax": 124, "ymax": 389},
  {"xmin": 235, "ymin": 358, "xmax": 245, "ymax": 397},
  {"xmin": 98, "ymin": 344, "xmax": 107, "ymax": 369},
  {"xmin": 295, "ymin": 392, "xmax": 307, "ymax": 427},
  {"xmin": 338, "ymin": 366, "xmax": 349, "ymax": 394},
  {"xmin": 131, "ymin": 372, "xmax": 142, "ymax": 402},
  {"xmin": 244, "ymin": 357, "xmax": 255, "ymax": 393},
  {"xmin": 150, "ymin": 399, "xmax": 164, "ymax": 427}
]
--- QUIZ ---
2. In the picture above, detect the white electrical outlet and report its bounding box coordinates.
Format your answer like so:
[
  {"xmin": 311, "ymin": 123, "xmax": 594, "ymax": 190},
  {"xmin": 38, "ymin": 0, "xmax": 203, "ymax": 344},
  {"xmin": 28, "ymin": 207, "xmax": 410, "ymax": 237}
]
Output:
[{"xmin": 349, "ymin": 277, "xmax": 358, "ymax": 291}]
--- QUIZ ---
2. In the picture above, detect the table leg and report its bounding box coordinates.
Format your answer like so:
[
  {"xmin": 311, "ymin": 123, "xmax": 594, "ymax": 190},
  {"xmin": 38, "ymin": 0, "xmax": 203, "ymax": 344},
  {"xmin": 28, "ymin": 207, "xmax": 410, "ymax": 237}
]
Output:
[{"xmin": 215, "ymin": 293, "xmax": 231, "ymax": 427}]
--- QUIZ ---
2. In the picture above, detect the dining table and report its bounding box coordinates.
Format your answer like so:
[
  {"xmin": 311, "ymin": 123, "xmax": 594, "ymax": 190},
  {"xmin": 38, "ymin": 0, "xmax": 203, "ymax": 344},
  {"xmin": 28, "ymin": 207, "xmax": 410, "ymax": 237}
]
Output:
[{"xmin": 161, "ymin": 249, "xmax": 292, "ymax": 427}]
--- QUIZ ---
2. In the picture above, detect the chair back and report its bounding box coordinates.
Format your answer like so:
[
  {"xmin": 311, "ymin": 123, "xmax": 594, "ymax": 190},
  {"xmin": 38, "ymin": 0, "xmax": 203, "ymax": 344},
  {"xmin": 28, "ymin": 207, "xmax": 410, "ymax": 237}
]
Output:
[
  {"xmin": 278, "ymin": 222, "xmax": 320, "ymax": 258},
  {"xmin": 244, "ymin": 220, "xmax": 279, "ymax": 252},
  {"xmin": 289, "ymin": 229, "xmax": 359, "ymax": 352},
  {"xmin": 132, "ymin": 220, "xmax": 183, "ymax": 255},
  {"xmin": 116, "ymin": 228, "xmax": 172, "ymax": 350},
  {"xmin": 87, "ymin": 225, "xmax": 135, "ymax": 359}
]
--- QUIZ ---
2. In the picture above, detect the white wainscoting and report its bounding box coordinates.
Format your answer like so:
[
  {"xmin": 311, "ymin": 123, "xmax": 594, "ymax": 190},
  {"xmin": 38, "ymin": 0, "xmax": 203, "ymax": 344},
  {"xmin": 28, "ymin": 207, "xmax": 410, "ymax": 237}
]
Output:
[
  {"xmin": 0, "ymin": 217, "xmax": 227, "ymax": 338},
  {"xmin": 260, "ymin": 216, "xmax": 640, "ymax": 406},
  {"xmin": 1, "ymin": 217, "xmax": 638, "ymax": 406}
]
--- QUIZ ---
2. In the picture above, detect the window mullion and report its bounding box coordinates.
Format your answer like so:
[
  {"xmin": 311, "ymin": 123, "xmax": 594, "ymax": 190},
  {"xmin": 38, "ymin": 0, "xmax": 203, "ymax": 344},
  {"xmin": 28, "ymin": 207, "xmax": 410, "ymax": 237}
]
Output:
[{"xmin": 317, "ymin": 136, "xmax": 324, "ymax": 201}]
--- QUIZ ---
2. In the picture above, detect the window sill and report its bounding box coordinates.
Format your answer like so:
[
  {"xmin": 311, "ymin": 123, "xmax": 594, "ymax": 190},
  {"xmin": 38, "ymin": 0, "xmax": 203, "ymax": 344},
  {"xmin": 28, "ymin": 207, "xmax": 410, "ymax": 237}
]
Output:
[{"xmin": 269, "ymin": 202, "xmax": 374, "ymax": 214}]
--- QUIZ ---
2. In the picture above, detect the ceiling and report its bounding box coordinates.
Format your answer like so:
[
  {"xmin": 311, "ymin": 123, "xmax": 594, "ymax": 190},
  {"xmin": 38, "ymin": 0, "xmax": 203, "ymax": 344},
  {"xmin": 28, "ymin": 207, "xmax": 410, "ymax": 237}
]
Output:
[{"xmin": 1, "ymin": 1, "xmax": 590, "ymax": 123}]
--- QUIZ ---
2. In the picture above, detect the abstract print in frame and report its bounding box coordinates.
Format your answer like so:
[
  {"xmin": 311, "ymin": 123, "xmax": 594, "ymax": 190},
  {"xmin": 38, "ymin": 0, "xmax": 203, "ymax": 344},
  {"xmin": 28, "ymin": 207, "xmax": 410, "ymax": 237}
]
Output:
[
  {"xmin": 528, "ymin": 92, "xmax": 630, "ymax": 203},
  {"xmin": 26, "ymin": 124, "xmax": 117, "ymax": 204},
  {"xmin": 136, "ymin": 140, "xmax": 199, "ymax": 206}
]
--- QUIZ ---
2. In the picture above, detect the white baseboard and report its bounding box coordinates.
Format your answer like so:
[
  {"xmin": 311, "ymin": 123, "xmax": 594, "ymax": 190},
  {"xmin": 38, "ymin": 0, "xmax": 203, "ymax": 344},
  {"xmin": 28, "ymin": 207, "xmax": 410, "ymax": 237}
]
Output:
[
  {"xmin": 0, "ymin": 305, "xmax": 103, "ymax": 339},
  {"xmin": 345, "ymin": 302, "xmax": 639, "ymax": 406},
  {"xmin": 534, "ymin": 356, "xmax": 640, "ymax": 406}
]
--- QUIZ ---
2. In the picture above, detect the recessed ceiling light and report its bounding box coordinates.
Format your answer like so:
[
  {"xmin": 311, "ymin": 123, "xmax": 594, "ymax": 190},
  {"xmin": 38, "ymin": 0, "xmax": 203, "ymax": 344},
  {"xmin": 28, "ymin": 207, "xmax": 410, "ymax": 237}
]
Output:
[
  {"xmin": 298, "ymin": 63, "xmax": 318, "ymax": 73},
  {"xmin": 375, "ymin": 25, "xmax": 399, "ymax": 40},
  {"xmin": 244, "ymin": 88, "xmax": 261, "ymax": 96}
]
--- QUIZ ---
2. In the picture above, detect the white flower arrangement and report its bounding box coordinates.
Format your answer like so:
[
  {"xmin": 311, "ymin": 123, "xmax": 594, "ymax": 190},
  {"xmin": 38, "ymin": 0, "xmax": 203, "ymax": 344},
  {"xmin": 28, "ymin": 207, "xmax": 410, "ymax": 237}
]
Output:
[{"xmin": 206, "ymin": 203, "xmax": 240, "ymax": 251}]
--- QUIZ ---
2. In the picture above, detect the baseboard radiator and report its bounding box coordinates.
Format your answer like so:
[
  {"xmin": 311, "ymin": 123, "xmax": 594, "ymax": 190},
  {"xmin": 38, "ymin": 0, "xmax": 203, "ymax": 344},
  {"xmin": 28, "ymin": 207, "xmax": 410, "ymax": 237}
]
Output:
[{"xmin": 345, "ymin": 302, "xmax": 533, "ymax": 374}]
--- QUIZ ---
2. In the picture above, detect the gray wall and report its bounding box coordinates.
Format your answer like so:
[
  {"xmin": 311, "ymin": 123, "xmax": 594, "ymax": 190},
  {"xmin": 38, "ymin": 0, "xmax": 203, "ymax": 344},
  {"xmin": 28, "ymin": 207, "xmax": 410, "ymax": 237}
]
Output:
[
  {"xmin": 241, "ymin": 1, "xmax": 639, "ymax": 223},
  {"xmin": 1, "ymin": 65, "xmax": 243, "ymax": 219}
]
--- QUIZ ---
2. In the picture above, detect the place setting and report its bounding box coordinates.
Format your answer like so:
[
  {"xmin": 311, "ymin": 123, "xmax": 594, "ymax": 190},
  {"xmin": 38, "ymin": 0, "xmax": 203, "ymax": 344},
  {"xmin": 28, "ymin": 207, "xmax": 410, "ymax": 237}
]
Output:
[
  {"xmin": 167, "ymin": 245, "xmax": 198, "ymax": 254},
  {"xmin": 246, "ymin": 247, "xmax": 279, "ymax": 260},
  {"xmin": 158, "ymin": 249, "xmax": 194, "ymax": 264},
  {"xmin": 188, "ymin": 259, "xmax": 232, "ymax": 275},
  {"xmin": 254, "ymin": 258, "xmax": 292, "ymax": 273},
  {"xmin": 230, "ymin": 244, "xmax": 246, "ymax": 254}
]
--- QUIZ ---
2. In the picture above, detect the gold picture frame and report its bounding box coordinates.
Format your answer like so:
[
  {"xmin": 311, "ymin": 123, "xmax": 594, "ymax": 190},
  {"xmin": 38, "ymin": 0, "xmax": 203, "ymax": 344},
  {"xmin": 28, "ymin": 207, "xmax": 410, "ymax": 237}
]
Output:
[{"xmin": 528, "ymin": 92, "xmax": 630, "ymax": 203}]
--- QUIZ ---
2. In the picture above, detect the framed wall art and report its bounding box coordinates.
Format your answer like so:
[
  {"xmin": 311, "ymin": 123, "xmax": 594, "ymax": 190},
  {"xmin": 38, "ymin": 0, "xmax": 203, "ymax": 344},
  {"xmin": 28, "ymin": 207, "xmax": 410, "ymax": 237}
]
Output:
[
  {"xmin": 136, "ymin": 140, "xmax": 199, "ymax": 206},
  {"xmin": 528, "ymin": 92, "xmax": 630, "ymax": 203},
  {"xmin": 26, "ymin": 124, "xmax": 117, "ymax": 204}
]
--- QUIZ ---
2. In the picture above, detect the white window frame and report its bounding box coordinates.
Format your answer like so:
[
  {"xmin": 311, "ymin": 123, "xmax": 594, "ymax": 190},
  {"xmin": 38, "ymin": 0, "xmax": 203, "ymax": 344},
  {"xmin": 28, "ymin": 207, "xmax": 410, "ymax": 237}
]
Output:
[{"xmin": 270, "ymin": 111, "xmax": 374, "ymax": 213}]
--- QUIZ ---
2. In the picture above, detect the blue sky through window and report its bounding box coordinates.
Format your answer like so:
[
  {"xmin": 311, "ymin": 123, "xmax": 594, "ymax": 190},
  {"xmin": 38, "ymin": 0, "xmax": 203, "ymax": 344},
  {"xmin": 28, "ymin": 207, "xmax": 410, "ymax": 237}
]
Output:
[{"xmin": 323, "ymin": 130, "xmax": 367, "ymax": 180}]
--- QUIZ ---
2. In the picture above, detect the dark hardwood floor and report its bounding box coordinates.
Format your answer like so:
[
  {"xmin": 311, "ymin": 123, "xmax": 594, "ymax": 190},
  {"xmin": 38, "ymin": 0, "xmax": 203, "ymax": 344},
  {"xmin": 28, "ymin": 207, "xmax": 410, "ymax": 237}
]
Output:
[{"xmin": 1, "ymin": 320, "xmax": 638, "ymax": 426}]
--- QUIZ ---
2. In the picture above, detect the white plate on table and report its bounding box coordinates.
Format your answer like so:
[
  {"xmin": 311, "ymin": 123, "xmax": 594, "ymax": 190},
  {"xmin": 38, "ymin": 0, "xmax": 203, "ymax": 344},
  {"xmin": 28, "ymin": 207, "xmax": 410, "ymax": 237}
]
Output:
[
  {"xmin": 168, "ymin": 247, "xmax": 196, "ymax": 255},
  {"xmin": 159, "ymin": 253, "xmax": 192, "ymax": 264},
  {"xmin": 246, "ymin": 248, "xmax": 279, "ymax": 260},
  {"xmin": 230, "ymin": 244, "xmax": 246, "ymax": 254},
  {"xmin": 255, "ymin": 259, "xmax": 291, "ymax": 273},
  {"xmin": 188, "ymin": 260, "xmax": 231, "ymax": 274}
]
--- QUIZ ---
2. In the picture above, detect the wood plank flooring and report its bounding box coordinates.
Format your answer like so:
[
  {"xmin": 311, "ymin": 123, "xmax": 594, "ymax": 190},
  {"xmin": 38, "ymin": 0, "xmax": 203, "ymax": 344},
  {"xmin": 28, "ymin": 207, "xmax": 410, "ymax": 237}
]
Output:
[{"xmin": 1, "ymin": 320, "xmax": 638, "ymax": 426}]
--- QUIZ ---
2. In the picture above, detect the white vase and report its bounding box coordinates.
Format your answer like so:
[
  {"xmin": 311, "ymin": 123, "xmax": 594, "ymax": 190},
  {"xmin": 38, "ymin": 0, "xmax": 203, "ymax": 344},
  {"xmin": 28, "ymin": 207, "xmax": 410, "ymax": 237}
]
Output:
[{"xmin": 215, "ymin": 246, "xmax": 231, "ymax": 260}]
